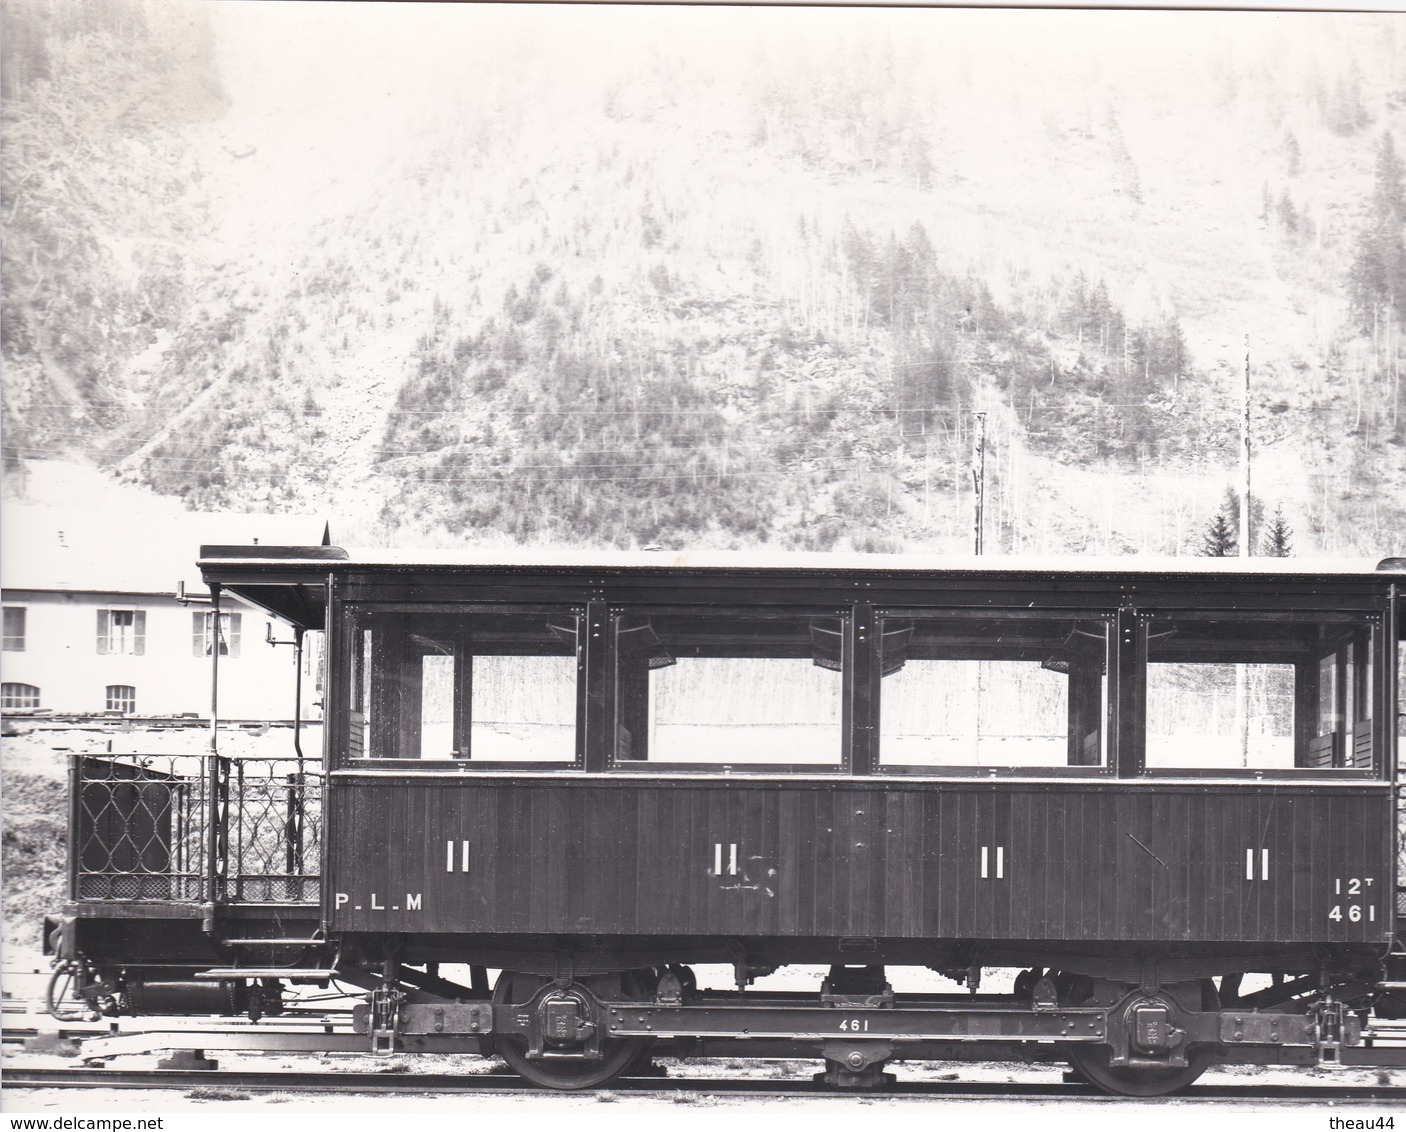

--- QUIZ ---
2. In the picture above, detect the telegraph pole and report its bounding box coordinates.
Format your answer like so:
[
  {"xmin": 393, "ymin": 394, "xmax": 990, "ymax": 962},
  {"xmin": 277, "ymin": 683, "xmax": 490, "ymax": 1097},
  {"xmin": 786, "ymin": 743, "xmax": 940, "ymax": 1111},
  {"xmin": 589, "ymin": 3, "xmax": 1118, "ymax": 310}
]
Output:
[
  {"xmin": 1240, "ymin": 334, "xmax": 1252, "ymax": 558},
  {"xmin": 971, "ymin": 411, "xmax": 987, "ymax": 555},
  {"xmin": 1238, "ymin": 335, "xmax": 1252, "ymax": 766}
]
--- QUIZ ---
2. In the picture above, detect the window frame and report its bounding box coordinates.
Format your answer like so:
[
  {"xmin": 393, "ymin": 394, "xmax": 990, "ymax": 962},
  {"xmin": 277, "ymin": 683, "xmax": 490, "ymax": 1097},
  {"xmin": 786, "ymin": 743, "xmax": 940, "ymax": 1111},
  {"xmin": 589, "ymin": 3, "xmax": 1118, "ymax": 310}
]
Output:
[
  {"xmin": 1131, "ymin": 607, "xmax": 1386, "ymax": 781},
  {"xmin": 871, "ymin": 606, "xmax": 1118, "ymax": 779},
  {"xmin": 192, "ymin": 610, "xmax": 242, "ymax": 658},
  {"xmin": 97, "ymin": 608, "xmax": 146, "ymax": 656},
  {"xmin": 604, "ymin": 604, "xmax": 853, "ymax": 775},
  {"xmin": 2, "ymin": 606, "xmax": 25, "ymax": 652},
  {"xmin": 104, "ymin": 684, "xmax": 137, "ymax": 714},
  {"xmin": 1, "ymin": 682, "xmax": 40, "ymax": 710},
  {"xmin": 336, "ymin": 601, "xmax": 587, "ymax": 771}
]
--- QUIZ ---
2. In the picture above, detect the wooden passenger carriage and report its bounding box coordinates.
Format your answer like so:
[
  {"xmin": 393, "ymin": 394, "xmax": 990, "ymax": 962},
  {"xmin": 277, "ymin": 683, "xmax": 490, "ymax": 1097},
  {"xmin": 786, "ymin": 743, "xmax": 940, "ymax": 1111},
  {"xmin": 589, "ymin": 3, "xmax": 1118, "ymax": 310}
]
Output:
[{"xmin": 45, "ymin": 548, "xmax": 1406, "ymax": 1093}]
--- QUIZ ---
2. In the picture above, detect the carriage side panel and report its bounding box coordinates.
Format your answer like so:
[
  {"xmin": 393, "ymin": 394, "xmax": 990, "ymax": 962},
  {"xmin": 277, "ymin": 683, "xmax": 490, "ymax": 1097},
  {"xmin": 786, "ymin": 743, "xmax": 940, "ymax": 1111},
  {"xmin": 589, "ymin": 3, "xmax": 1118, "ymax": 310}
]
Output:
[{"xmin": 326, "ymin": 777, "xmax": 1392, "ymax": 945}]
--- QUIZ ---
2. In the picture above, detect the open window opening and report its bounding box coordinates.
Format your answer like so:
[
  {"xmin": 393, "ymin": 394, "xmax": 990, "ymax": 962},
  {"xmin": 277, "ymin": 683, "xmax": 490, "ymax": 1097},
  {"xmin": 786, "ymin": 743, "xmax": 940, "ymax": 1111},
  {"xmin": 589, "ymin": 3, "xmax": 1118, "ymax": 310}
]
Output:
[
  {"xmin": 191, "ymin": 611, "xmax": 240, "ymax": 658},
  {"xmin": 1144, "ymin": 614, "xmax": 1378, "ymax": 771},
  {"xmin": 348, "ymin": 609, "xmax": 581, "ymax": 763},
  {"xmin": 612, "ymin": 613, "xmax": 845, "ymax": 766},
  {"xmin": 877, "ymin": 615, "xmax": 1110, "ymax": 769}
]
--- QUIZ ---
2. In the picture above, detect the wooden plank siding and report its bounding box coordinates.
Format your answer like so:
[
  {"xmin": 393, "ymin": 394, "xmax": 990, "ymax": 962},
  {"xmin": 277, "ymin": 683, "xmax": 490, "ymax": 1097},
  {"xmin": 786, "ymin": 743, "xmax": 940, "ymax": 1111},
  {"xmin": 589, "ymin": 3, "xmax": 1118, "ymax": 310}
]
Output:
[{"xmin": 327, "ymin": 778, "xmax": 1392, "ymax": 944}]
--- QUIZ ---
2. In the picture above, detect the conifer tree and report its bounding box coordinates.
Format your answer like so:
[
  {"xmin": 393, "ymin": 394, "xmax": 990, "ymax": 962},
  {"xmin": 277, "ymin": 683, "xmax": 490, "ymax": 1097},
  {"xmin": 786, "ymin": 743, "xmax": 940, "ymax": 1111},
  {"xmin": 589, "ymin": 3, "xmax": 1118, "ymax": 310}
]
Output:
[
  {"xmin": 1200, "ymin": 510, "xmax": 1237, "ymax": 557},
  {"xmin": 1262, "ymin": 505, "xmax": 1293, "ymax": 557},
  {"xmin": 1327, "ymin": 70, "xmax": 1371, "ymax": 136},
  {"xmin": 1161, "ymin": 319, "xmax": 1188, "ymax": 385},
  {"xmin": 1216, "ymin": 486, "xmax": 1264, "ymax": 550},
  {"xmin": 1348, "ymin": 132, "xmax": 1406, "ymax": 328},
  {"xmin": 1064, "ymin": 270, "xmax": 1090, "ymax": 343}
]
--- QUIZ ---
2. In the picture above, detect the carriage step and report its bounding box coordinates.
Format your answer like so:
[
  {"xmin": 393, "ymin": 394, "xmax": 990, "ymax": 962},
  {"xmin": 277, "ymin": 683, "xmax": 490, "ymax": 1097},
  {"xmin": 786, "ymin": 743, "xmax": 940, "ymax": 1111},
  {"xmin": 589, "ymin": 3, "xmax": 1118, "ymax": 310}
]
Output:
[
  {"xmin": 225, "ymin": 939, "xmax": 325, "ymax": 946},
  {"xmin": 195, "ymin": 968, "xmax": 338, "ymax": 980}
]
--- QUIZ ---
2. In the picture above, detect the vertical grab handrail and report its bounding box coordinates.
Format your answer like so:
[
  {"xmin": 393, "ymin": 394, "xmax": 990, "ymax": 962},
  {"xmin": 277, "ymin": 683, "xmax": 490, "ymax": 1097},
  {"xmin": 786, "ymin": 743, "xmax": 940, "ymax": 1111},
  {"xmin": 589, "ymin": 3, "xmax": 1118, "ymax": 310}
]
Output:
[
  {"xmin": 174, "ymin": 774, "xmax": 187, "ymax": 899},
  {"xmin": 205, "ymin": 760, "xmax": 220, "ymax": 907},
  {"xmin": 265, "ymin": 621, "xmax": 309, "ymax": 894},
  {"xmin": 1389, "ymin": 583, "xmax": 1403, "ymax": 932},
  {"xmin": 234, "ymin": 758, "xmax": 245, "ymax": 902},
  {"xmin": 66, "ymin": 754, "xmax": 80, "ymax": 901},
  {"xmin": 205, "ymin": 584, "xmax": 223, "ymax": 914},
  {"xmin": 287, "ymin": 626, "xmax": 306, "ymax": 883}
]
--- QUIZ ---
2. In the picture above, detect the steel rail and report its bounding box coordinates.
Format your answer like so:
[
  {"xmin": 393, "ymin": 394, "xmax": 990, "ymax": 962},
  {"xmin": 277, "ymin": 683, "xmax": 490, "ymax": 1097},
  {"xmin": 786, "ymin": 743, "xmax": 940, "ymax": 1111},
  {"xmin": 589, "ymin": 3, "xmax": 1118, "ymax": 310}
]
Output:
[{"xmin": 3, "ymin": 1066, "xmax": 1405, "ymax": 1102}]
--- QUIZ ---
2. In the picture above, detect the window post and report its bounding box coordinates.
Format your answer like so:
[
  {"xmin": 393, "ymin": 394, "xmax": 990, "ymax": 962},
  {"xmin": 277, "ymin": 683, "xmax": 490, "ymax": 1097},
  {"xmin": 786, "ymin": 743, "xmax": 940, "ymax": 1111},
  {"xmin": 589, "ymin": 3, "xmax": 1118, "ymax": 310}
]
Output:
[
  {"xmin": 324, "ymin": 571, "xmax": 341, "ymax": 771},
  {"xmin": 1388, "ymin": 586, "xmax": 1401, "ymax": 952},
  {"xmin": 208, "ymin": 590, "xmax": 221, "ymax": 756},
  {"xmin": 847, "ymin": 604, "xmax": 877, "ymax": 775},
  {"xmin": 1111, "ymin": 606, "xmax": 1145, "ymax": 776},
  {"xmin": 1386, "ymin": 588, "xmax": 1400, "ymax": 784},
  {"xmin": 582, "ymin": 601, "xmax": 609, "ymax": 772}
]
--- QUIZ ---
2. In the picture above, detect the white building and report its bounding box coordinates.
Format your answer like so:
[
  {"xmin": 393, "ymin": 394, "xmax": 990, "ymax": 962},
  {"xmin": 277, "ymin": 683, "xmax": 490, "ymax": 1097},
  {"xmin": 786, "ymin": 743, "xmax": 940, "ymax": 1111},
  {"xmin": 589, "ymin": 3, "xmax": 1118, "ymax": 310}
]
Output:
[{"xmin": 1, "ymin": 507, "xmax": 327, "ymax": 721}]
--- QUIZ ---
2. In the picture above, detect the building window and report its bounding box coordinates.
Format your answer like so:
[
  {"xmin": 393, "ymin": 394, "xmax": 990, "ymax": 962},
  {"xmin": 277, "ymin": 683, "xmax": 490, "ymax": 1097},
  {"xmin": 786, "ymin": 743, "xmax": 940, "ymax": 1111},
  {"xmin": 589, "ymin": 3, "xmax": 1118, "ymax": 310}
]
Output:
[
  {"xmin": 1, "ymin": 683, "xmax": 40, "ymax": 710},
  {"xmin": 105, "ymin": 685, "xmax": 136, "ymax": 713},
  {"xmin": 96, "ymin": 609, "xmax": 146, "ymax": 656},
  {"xmin": 3, "ymin": 607, "xmax": 25, "ymax": 651},
  {"xmin": 192, "ymin": 611, "xmax": 241, "ymax": 658}
]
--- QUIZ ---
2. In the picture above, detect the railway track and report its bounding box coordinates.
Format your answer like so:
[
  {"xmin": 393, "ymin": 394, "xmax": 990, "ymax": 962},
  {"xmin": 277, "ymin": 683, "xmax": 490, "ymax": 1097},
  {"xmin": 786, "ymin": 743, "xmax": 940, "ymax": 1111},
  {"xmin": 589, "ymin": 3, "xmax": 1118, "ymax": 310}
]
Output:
[{"xmin": 4, "ymin": 1065, "xmax": 1406, "ymax": 1103}]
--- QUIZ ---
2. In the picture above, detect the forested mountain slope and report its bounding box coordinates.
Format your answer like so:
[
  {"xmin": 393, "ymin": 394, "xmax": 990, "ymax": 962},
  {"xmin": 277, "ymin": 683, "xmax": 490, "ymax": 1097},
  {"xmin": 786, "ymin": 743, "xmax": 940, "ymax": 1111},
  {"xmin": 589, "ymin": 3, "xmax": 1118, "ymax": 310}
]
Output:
[{"xmin": 4, "ymin": 4, "xmax": 1403, "ymax": 556}]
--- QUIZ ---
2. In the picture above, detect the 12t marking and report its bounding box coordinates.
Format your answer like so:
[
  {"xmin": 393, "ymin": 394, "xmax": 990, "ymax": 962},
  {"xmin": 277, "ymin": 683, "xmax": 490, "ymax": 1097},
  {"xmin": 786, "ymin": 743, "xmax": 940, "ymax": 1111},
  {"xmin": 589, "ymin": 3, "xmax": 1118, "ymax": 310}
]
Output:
[{"xmin": 1329, "ymin": 877, "xmax": 1375, "ymax": 924}]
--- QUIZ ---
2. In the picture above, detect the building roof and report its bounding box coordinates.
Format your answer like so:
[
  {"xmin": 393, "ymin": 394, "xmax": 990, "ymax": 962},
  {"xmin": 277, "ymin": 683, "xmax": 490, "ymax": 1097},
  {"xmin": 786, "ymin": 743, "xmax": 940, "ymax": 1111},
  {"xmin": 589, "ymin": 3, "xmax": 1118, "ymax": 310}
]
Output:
[{"xmin": 2, "ymin": 506, "xmax": 328, "ymax": 595}]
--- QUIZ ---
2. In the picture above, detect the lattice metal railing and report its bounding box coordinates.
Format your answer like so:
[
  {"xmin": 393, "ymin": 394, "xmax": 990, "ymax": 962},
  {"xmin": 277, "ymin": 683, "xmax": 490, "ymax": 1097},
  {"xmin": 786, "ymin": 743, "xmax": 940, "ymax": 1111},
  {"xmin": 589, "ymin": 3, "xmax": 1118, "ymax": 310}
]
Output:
[
  {"xmin": 1398, "ymin": 782, "xmax": 1406, "ymax": 917},
  {"xmin": 72, "ymin": 754, "xmax": 321, "ymax": 905},
  {"xmin": 225, "ymin": 758, "xmax": 323, "ymax": 903},
  {"xmin": 74, "ymin": 755, "xmax": 207, "ymax": 901}
]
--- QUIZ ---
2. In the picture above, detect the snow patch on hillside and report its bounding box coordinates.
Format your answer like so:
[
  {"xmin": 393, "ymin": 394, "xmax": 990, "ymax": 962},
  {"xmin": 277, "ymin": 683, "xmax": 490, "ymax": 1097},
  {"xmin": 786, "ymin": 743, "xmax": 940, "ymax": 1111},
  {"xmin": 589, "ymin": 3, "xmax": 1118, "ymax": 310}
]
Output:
[{"xmin": 4, "ymin": 458, "xmax": 188, "ymax": 514}]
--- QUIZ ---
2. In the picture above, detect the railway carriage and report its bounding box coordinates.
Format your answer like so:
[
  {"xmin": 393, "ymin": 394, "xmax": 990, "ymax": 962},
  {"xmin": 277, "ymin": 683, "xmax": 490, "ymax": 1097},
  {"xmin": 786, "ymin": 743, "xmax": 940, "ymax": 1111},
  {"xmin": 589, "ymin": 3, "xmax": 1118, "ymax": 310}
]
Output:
[{"xmin": 43, "ymin": 547, "xmax": 1406, "ymax": 1094}]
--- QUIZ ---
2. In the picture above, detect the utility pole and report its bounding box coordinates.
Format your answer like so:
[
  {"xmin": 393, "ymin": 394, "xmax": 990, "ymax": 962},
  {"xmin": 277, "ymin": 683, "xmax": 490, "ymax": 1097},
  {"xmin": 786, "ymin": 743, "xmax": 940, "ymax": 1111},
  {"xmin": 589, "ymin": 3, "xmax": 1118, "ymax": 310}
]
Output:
[
  {"xmin": 1241, "ymin": 334, "xmax": 1252, "ymax": 558},
  {"xmin": 1238, "ymin": 334, "xmax": 1252, "ymax": 766},
  {"xmin": 969, "ymin": 409, "xmax": 988, "ymax": 757},
  {"xmin": 971, "ymin": 411, "xmax": 987, "ymax": 555}
]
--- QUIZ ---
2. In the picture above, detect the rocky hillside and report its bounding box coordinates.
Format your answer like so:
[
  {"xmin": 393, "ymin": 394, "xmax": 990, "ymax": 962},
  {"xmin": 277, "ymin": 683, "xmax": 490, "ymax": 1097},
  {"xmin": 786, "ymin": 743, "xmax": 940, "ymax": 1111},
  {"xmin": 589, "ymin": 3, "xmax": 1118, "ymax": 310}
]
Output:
[{"xmin": 3, "ymin": 4, "xmax": 1403, "ymax": 556}]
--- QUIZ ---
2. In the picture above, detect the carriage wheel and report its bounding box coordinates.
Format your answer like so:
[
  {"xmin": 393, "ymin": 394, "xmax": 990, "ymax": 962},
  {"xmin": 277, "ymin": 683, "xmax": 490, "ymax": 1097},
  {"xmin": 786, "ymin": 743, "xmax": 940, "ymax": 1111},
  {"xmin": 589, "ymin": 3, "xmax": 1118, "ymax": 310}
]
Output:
[
  {"xmin": 1067, "ymin": 1041, "xmax": 1215, "ymax": 1096},
  {"xmin": 1066, "ymin": 979, "xmax": 1219, "ymax": 1097},
  {"xmin": 491, "ymin": 971, "xmax": 648, "ymax": 1091}
]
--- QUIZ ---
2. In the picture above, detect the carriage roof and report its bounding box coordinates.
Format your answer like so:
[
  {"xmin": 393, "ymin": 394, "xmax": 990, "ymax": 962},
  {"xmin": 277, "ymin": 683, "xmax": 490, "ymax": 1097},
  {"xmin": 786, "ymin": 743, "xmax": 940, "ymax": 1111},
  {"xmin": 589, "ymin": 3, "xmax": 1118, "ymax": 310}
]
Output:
[
  {"xmin": 197, "ymin": 544, "xmax": 1404, "ymax": 632},
  {"xmin": 199, "ymin": 544, "xmax": 1405, "ymax": 577}
]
